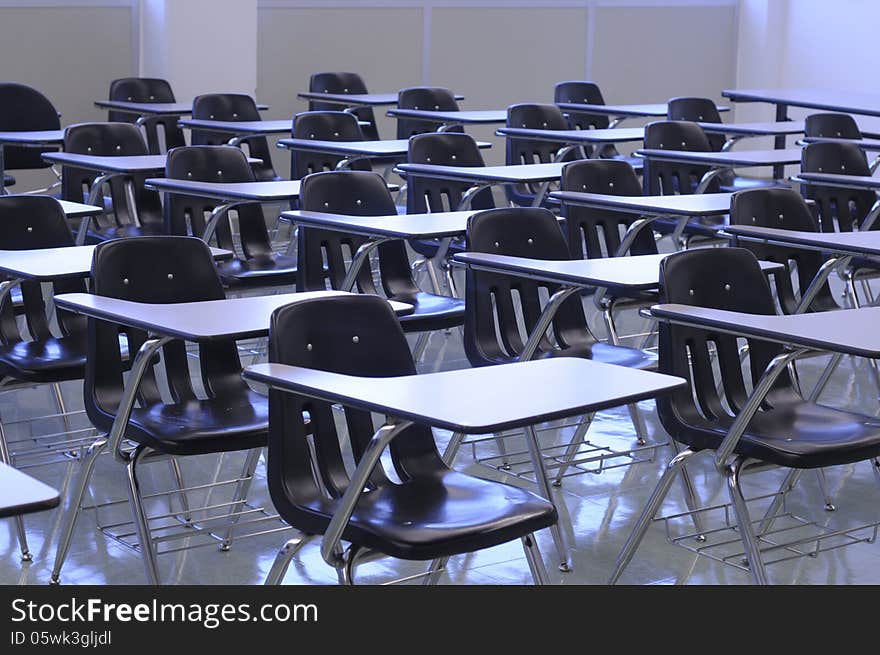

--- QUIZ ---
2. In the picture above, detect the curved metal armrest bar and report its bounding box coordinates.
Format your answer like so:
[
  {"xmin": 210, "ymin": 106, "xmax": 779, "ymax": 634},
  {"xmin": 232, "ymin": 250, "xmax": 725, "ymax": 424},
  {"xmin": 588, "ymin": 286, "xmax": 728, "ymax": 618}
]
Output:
[
  {"xmin": 520, "ymin": 286, "xmax": 581, "ymax": 361},
  {"xmin": 457, "ymin": 183, "xmax": 492, "ymax": 211},
  {"xmin": 860, "ymin": 198, "xmax": 880, "ymax": 231},
  {"xmin": 319, "ymin": 420, "xmax": 415, "ymax": 567},
  {"xmin": 227, "ymin": 133, "xmax": 275, "ymax": 148},
  {"xmin": 612, "ymin": 217, "xmax": 657, "ymax": 258},
  {"xmin": 794, "ymin": 255, "xmax": 851, "ymax": 314},
  {"xmin": 341, "ymin": 237, "xmax": 392, "ymax": 292},
  {"xmin": 76, "ymin": 172, "xmax": 125, "ymax": 245},
  {"xmin": 202, "ymin": 200, "xmax": 251, "ymax": 245},
  {"xmin": 107, "ymin": 335, "xmax": 173, "ymax": 460}
]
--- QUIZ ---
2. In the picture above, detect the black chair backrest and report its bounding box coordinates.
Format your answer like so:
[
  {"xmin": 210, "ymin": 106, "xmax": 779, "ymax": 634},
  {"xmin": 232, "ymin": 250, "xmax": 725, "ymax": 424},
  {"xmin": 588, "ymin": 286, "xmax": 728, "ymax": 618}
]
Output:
[
  {"xmin": 62, "ymin": 122, "xmax": 164, "ymax": 231},
  {"xmin": 267, "ymin": 294, "xmax": 441, "ymax": 532},
  {"xmin": 0, "ymin": 83, "xmax": 60, "ymax": 170},
  {"xmin": 729, "ymin": 187, "xmax": 837, "ymax": 314},
  {"xmin": 308, "ymin": 72, "xmax": 379, "ymax": 140},
  {"xmin": 463, "ymin": 207, "xmax": 593, "ymax": 367},
  {"xmin": 554, "ymin": 81, "xmax": 610, "ymax": 130},
  {"xmin": 642, "ymin": 120, "xmax": 717, "ymax": 195},
  {"xmin": 84, "ymin": 236, "xmax": 243, "ymax": 433},
  {"xmin": 406, "ymin": 132, "xmax": 494, "ymax": 213},
  {"xmin": 0, "ymin": 195, "xmax": 85, "ymax": 346},
  {"xmin": 505, "ymin": 103, "xmax": 571, "ymax": 164},
  {"xmin": 290, "ymin": 111, "xmax": 370, "ymax": 180},
  {"xmin": 191, "ymin": 93, "xmax": 277, "ymax": 181},
  {"xmin": 656, "ymin": 247, "xmax": 792, "ymax": 449},
  {"xmin": 804, "ymin": 113, "xmax": 862, "ymax": 139},
  {"xmin": 396, "ymin": 86, "xmax": 461, "ymax": 139},
  {"xmin": 667, "ymin": 97, "xmax": 726, "ymax": 151},
  {"xmin": 108, "ymin": 77, "xmax": 186, "ymax": 153},
  {"xmin": 164, "ymin": 145, "xmax": 272, "ymax": 257},
  {"xmin": 298, "ymin": 170, "xmax": 420, "ymax": 300},
  {"xmin": 561, "ymin": 159, "xmax": 657, "ymax": 259},
  {"xmin": 800, "ymin": 141, "xmax": 874, "ymax": 232}
]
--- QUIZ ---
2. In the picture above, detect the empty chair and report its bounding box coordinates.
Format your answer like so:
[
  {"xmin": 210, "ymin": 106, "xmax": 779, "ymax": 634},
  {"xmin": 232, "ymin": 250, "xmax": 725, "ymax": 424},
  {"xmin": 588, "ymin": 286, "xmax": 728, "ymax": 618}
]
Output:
[
  {"xmin": 51, "ymin": 236, "xmax": 271, "ymax": 584},
  {"xmin": 553, "ymin": 81, "xmax": 611, "ymax": 131},
  {"xmin": 505, "ymin": 103, "xmax": 577, "ymax": 207},
  {"xmin": 290, "ymin": 111, "xmax": 371, "ymax": 180},
  {"xmin": 804, "ymin": 112, "xmax": 862, "ymax": 139},
  {"xmin": 308, "ymin": 72, "xmax": 380, "ymax": 140},
  {"xmin": 800, "ymin": 141, "xmax": 874, "ymax": 233},
  {"xmin": 61, "ymin": 122, "xmax": 165, "ymax": 241},
  {"xmin": 668, "ymin": 96, "xmax": 776, "ymax": 191},
  {"xmin": 297, "ymin": 170, "xmax": 465, "ymax": 336},
  {"xmin": 609, "ymin": 247, "xmax": 880, "ymax": 584},
  {"xmin": 0, "ymin": 195, "xmax": 89, "ymax": 562},
  {"xmin": 405, "ymin": 132, "xmax": 494, "ymax": 282},
  {"xmin": 262, "ymin": 294, "xmax": 556, "ymax": 585},
  {"xmin": 164, "ymin": 146, "xmax": 297, "ymax": 288},
  {"xmin": 729, "ymin": 187, "xmax": 841, "ymax": 314},
  {"xmin": 561, "ymin": 159, "xmax": 657, "ymax": 260},
  {"xmin": 191, "ymin": 93, "xmax": 278, "ymax": 181},
  {"xmin": 107, "ymin": 77, "xmax": 187, "ymax": 153},
  {"xmin": 642, "ymin": 120, "xmax": 718, "ymax": 195},
  {"xmin": 396, "ymin": 86, "xmax": 461, "ymax": 139},
  {"xmin": 0, "ymin": 83, "xmax": 61, "ymax": 190}
]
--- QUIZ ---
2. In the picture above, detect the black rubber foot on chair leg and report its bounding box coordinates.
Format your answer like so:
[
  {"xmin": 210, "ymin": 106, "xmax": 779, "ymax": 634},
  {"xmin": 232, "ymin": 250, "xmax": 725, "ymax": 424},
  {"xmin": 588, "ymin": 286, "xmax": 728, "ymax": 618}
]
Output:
[
  {"xmin": 218, "ymin": 543, "xmax": 231, "ymax": 552},
  {"xmin": 558, "ymin": 561, "xmax": 572, "ymax": 573},
  {"xmin": 695, "ymin": 534, "xmax": 707, "ymax": 543},
  {"xmin": 824, "ymin": 502, "xmax": 836, "ymax": 512},
  {"xmin": 20, "ymin": 552, "xmax": 33, "ymax": 563},
  {"xmin": 49, "ymin": 577, "xmax": 60, "ymax": 585},
  {"xmin": 551, "ymin": 480, "xmax": 562, "ymax": 488}
]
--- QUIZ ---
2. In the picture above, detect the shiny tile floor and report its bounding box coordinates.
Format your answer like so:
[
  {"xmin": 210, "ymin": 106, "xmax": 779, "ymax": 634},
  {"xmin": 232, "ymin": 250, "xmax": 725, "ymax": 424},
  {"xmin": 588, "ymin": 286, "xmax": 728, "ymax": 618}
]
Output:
[{"xmin": 3, "ymin": 268, "xmax": 880, "ymax": 585}]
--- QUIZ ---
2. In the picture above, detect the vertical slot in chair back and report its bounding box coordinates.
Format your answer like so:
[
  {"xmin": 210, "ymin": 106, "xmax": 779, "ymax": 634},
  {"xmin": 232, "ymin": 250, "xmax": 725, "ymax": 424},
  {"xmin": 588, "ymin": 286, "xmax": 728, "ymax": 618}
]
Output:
[
  {"xmin": 643, "ymin": 120, "xmax": 717, "ymax": 195},
  {"xmin": 290, "ymin": 111, "xmax": 369, "ymax": 180},
  {"xmin": 108, "ymin": 77, "xmax": 186, "ymax": 152},
  {"xmin": 801, "ymin": 141, "xmax": 874, "ymax": 232}
]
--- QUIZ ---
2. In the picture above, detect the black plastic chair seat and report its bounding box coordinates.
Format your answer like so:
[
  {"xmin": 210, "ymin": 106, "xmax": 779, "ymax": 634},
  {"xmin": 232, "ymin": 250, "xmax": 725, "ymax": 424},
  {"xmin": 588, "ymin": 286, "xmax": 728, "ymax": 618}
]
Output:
[
  {"xmin": 719, "ymin": 176, "xmax": 783, "ymax": 192},
  {"xmin": 123, "ymin": 390, "xmax": 268, "ymax": 456},
  {"xmin": 301, "ymin": 469, "xmax": 556, "ymax": 560},
  {"xmin": 0, "ymin": 335, "xmax": 86, "ymax": 383},
  {"xmin": 553, "ymin": 341, "xmax": 656, "ymax": 370},
  {"xmin": 679, "ymin": 394, "xmax": 880, "ymax": 469},
  {"xmin": 396, "ymin": 291, "xmax": 465, "ymax": 332},
  {"xmin": 216, "ymin": 254, "xmax": 298, "ymax": 288}
]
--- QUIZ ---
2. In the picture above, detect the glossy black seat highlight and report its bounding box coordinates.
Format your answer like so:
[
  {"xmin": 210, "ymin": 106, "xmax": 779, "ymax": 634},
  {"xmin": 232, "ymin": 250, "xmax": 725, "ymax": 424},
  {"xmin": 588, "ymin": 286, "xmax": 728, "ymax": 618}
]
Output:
[
  {"xmin": 396, "ymin": 86, "xmax": 462, "ymax": 138},
  {"xmin": 298, "ymin": 170, "xmax": 464, "ymax": 333},
  {"xmin": 729, "ymin": 187, "xmax": 841, "ymax": 313},
  {"xmin": 290, "ymin": 111, "xmax": 371, "ymax": 180},
  {"xmin": 263, "ymin": 294, "xmax": 556, "ymax": 581},
  {"xmin": 62, "ymin": 122, "xmax": 165, "ymax": 242},
  {"xmin": 308, "ymin": 72, "xmax": 380, "ymax": 140},
  {"xmin": 164, "ymin": 146, "xmax": 297, "ymax": 288},
  {"xmin": 108, "ymin": 77, "xmax": 186, "ymax": 153},
  {"xmin": 191, "ymin": 93, "xmax": 278, "ymax": 181}
]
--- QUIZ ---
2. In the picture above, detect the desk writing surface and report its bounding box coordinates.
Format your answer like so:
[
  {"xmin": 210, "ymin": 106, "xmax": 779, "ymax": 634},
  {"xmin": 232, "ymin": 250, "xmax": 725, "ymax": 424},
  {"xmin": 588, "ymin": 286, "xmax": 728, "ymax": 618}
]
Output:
[
  {"xmin": 386, "ymin": 109, "xmax": 507, "ymax": 124},
  {"xmin": 277, "ymin": 138, "xmax": 491, "ymax": 155},
  {"xmin": 43, "ymin": 152, "xmax": 171, "ymax": 173},
  {"xmin": 636, "ymin": 148, "xmax": 803, "ymax": 167},
  {"xmin": 243, "ymin": 359, "xmax": 686, "ymax": 434},
  {"xmin": 651, "ymin": 303, "xmax": 880, "ymax": 358},
  {"xmin": 94, "ymin": 100, "xmax": 194, "ymax": 115},
  {"xmin": 794, "ymin": 172, "xmax": 880, "ymax": 191},
  {"xmin": 0, "ymin": 130, "xmax": 64, "ymax": 145},
  {"xmin": 697, "ymin": 121, "xmax": 805, "ymax": 136},
  {"xmin": 57, "ymin": 199, "xmax": 103, "ymax": 218},
  {"xmin": 800, "ymin": 136, "xmax": 880, "ymax": 152},
  {"xmin": 0, "ymin": 462, "xmax": 60, "ymax": 519},
  {"xmin": 282, "ymin": 210, "xmax": 475, "ymax": 239},
  {"xmin": 396, "ymin": 162, "xmax": 565, "ymax": 184},
  {"xmin": 722, "ymin": 88, "xmax": 880, "ymax": 118},
  {"xmin": 54, "ymin": 291, "xmax": 413, "ymax": 342},
  {"xmin": 145, "ymin": 178, "xmax": 303, "ymax": 201},
  {"xmin": 549, "ymin": 191, "xmax": 735, "ymax": 216},
  {"xmin": 177, "ymin": 119, "xmax": 292, "ymax": 134},
  {"xmin": 495, "ymin": 127, "xmax": 645, "ymax": 144},
  {"xmin": 725, "ymin": 224, "xmax": 880, "ymax": 257}
]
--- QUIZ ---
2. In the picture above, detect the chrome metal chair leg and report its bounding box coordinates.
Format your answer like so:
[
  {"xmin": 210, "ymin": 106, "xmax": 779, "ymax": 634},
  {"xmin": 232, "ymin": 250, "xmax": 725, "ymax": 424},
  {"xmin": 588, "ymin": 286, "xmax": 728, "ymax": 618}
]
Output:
[
  {"xmin": 168, "ymin": 457, "xmax": 192, "ymax": 523},
  {"xmin": 425, "ymin": 260, "xmax": 443, "ymax": 296},
  {"xmin": 757, "ymin": 468, "xmax": 802, "ymax": 535},
  {"xmin": 51, "ymin": 382, "xmax": 72, "ymax": 438},
  {"xmin": 552, "ymin": 414, "xmax": 594, "ymax": 486},
  {"xmin": 441, "ymin": 432, "xmax": 465, "ymax": 466},
  {"xmin": 51, "ymin": 438, "xmax": 107, "ymax": 584},
  {"xmin": 668, "ymin": 439, "xmax": 705, "ymax": 540},
  {"xmin": 125, "ymin": 446, "xmax": 161, "ymax": 585},
  {"xmin": 411, "ymin": 332, "xmax": 431, "ymax": 364},
  {"xmin": 219, "ymin": 447, "xmax": 262, "ymax": 551},
  {"xmin": 808, "ymin": 352, "xmax": 843, "ymax": 402},
  {"xmin": 422, "ymin": 556, "xmax": 448, "ymax": 586},
  {"xmin": 626, "ymin": 403, "xmax": 649, "ymax": 445},
  {"xmin": 0, "ymin": 420, "xmax": 30, "ymax": 561},
  {"xmin": 444, "ymin": 265, "xmax": 458, "ymax": 298},
  {"xmin": 493, "ymin": 432, "xmax": 510, "ymax": 470},
  {"xmin": 725, "ymin": 457, "xmax": 769, "ymax": 585},
  {"xmin": 814, "ymin": 468, "xmax": 836, "ymax": 511},
  {"xmin": 263, "ymin": 532, "xmax": 311, "ymax": 585},
  {"xmin": 336, "ymin": 544, "xmax": 362, "ymax": 585},
  {"xmin": 521, "ymin": 533, "xmax": 549, "ymax": 585},
  {"xmin": 608, "ymin": 448, "xmax": 700, "ymax": 584},
  {"xmin": 872, "ymin": 458, "xmax": 880, "ymax": 486},
  {"xmin": 524, "ymin": 425, "xmax": 571, "ymax": 572}
]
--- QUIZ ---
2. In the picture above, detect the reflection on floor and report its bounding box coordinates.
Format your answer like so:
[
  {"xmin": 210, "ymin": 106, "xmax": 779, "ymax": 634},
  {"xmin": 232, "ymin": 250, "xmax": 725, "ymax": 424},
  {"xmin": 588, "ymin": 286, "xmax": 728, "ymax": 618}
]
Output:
[{"xmin": 3, "ymin": 273, "xmax": 880, "ymax": 585}]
